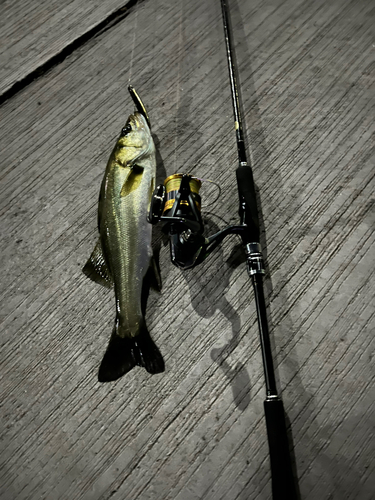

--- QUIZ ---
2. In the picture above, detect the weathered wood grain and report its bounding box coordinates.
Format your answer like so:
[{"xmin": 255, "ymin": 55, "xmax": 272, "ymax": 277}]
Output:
[
  {"xmin": 0, "ymin": 0, "xmax": 374, "ymax": 499},
  {"xmin": 0, "ymin": 0, "xmax": 135, "ymax": 98}
]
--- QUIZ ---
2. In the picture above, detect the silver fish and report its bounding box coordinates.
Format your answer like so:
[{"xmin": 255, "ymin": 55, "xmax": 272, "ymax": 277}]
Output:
[{"xmin": 83, "ymin": 87, "xmax": 164, "ymax": 382}]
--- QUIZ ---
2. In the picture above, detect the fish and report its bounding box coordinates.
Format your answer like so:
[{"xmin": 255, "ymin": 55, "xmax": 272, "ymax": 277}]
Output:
[{"xmin": 83, "ymin": 86, "xmax": 164, "ymax": 382}]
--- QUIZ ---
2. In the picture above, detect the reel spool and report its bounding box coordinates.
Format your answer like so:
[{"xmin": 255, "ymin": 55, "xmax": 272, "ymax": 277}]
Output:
[
  {"xmin": 163, "ymin": 174, "xmax": 202, "ymax": 214},
  {"xmin": 148, "ymin": 174, "xmax": 202, "ymax": 224}
]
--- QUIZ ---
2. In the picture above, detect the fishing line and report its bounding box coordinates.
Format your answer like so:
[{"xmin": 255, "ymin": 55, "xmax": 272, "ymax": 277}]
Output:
[
  {"xmin": 173, "ymin": 0, "xmax": 184, "ymax": 173},
  {"xmin": 127, "ymin": 4, "xmax": 139, "ymax": 84},
  {"xmin": 195, "ymin": 177, "xmax": 222, "ymax": 208}
]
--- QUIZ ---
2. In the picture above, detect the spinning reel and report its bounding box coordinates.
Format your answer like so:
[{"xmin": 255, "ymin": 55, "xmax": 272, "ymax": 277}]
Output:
[
  {"xmin": 148, "ymin": 174, "xmax": 205, "ymax": 269},
  {"xmin": 148, "ymin": 173, "xmax": 262, "ymax": 273}
]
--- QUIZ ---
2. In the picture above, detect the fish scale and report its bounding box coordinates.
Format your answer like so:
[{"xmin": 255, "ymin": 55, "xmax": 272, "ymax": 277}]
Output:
[{"xmin": 102, "ymin": 159, "xmax": 151, "ymax": 333}]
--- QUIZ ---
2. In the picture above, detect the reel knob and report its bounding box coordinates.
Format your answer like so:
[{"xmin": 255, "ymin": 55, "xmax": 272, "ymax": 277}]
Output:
[{"xmin": 148, "ymin": 184, "xmax": 166, "ymax": 224}]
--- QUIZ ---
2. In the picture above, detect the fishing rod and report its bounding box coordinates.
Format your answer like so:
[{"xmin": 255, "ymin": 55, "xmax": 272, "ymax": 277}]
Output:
[
  {"xmin": 147, "ymin": 1, "xmax": 298, "ymax": 497},
  {"xmin": 219, "ymin": 1, "xmax": 298, "ymax": 498}
]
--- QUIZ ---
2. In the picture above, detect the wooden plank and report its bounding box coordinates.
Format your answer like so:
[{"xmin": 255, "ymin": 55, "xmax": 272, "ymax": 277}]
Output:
[
  {"xmin": 0, "ymin": 0, "xmax": 135, "ymax": 98},
  {"xmin": 0, "ymin": 0, "xmax": 374, "ymax": 499}
]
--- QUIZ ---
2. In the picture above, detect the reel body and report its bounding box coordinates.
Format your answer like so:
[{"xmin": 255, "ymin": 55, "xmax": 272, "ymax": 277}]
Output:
[{"xmin": 148, "ymin": 174, "xmax": 205, "ymax": 269}]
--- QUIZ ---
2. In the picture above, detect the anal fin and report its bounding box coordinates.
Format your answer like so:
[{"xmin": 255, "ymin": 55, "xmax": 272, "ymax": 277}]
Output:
[
  {"xmin": 82, "ymin": 238, "xmax": 113, "ymax": 289},
  {"xmin": 149, "ymin": 255, "xmax": 162, "ymax": 292}
]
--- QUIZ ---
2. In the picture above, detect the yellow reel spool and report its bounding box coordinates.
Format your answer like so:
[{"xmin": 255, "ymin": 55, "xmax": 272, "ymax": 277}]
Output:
[{"xmin": 163, "ymin": 174, "xmax": 202, "ymax": 213}]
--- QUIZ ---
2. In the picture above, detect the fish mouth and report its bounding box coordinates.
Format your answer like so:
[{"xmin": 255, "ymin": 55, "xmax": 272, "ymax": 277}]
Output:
[
  {"xmin": 130, "ymin": 113, "xmax": 153, "ymax": 152},
  {"xmin": 118, "ymin": 113, "xmax": 153, "ymax": 164},
  {"xmin": 128, "ymin": 112, "xmax": 149, "ymax": 132}
]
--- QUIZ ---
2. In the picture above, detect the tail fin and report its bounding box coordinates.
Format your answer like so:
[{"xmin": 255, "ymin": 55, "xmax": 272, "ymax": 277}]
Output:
[{"xmin": 98, "ymin": 321, "xmax": 164, "ymax": 382}]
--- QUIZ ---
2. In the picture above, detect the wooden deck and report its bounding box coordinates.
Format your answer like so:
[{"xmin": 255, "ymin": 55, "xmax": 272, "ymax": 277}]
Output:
[{"xmin": 1, "ymin": 0, "xmax": 374, "ymax": 499}]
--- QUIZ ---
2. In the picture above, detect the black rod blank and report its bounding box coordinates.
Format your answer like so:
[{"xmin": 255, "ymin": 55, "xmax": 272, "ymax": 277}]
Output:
[
  {"xmin": 252, "ymin": 275, "xmax": 277, "ymax": 396},
  {"xmin": 220, "ymin": 0, "xmax": 247, "ymax": 166}
]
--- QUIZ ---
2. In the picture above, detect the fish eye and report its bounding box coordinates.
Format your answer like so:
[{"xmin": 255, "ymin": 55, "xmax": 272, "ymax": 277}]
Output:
[{"xmin": 121, "ymin": 124, "xmax": 132, "ymax": 136}]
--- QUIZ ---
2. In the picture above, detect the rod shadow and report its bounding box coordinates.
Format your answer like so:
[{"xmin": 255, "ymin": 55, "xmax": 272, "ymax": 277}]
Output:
[
  {"xmin": 184, "ymin": 216, "xmax": 252, "ymax": 412},
  {"xmin": 172, "ymin": 2, "xmax": 252, "ymax": 411}
]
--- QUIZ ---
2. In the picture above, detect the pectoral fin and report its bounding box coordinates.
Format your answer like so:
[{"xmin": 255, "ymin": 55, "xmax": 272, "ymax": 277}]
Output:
[
  {"xmin": 148, "ymin": 255, "xmax": 162, "ymax": 292},
  {"xmin": 82, "ymin": 239, "xmax": 113, "ymax": 289},
  {"xmin": 120, "ymin": 166, "xmax": 144, "ymax": 197}
]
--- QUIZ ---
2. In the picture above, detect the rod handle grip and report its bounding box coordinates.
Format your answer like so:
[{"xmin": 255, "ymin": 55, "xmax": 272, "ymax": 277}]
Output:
[
  {"xmin": 264, "ymin": 398, "xmax": 298, "ymax": 500},
  {"xmin": 236, "ymin": 166, "xmax": 259, "ymax": 241}
]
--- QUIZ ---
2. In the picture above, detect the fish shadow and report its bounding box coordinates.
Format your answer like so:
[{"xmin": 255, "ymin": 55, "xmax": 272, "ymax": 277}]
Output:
[
  {"xmin": 140, "ymin": 132, "xmax": 168, "ymax": 365},
  {"xmin": 150, "ymin": 132, "xmax": 168, "ymax": 267}
]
